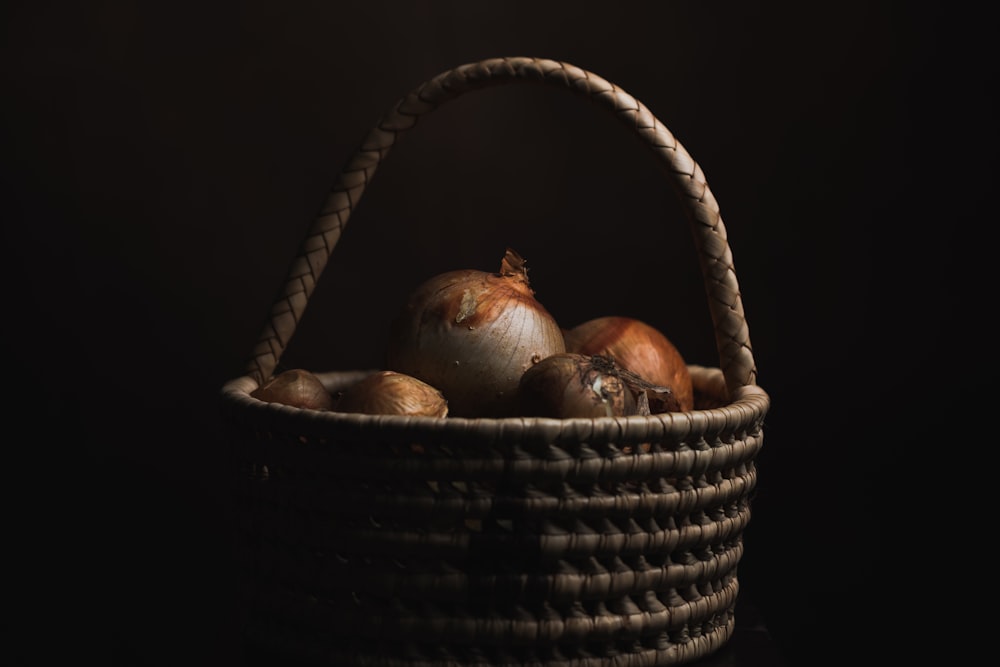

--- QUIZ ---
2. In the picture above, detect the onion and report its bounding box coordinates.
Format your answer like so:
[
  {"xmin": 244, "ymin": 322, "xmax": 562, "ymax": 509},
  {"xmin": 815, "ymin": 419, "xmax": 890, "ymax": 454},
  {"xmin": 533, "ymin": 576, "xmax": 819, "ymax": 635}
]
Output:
[
  {"xmin": 250, "ymin": 368, "xmax": 334, "ymax": 410},
  {"xmin": 517, "ymin": 353, "xmax": 680, "ymax": 418},
  {"xmin": 563, "ymin": 316, "xmax": 694, "ymax": 412},
  {"xmin": 334, "ymin": 370, "xmax": 448, "ymax": 418},
  {"xmin": 518, "ymin": 353, "xmax": 635, "ymax": 418},
  {"xmin": 386, "ymin": 249, "xmax": 565, "ymax": 418}
]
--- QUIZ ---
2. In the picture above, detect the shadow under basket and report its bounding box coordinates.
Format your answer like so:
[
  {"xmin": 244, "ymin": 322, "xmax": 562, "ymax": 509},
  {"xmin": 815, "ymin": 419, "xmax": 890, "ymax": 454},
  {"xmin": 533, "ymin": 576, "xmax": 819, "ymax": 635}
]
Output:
[{"xmin": 220, "ymin": 57, "xmax": 770, "ymax": 666}]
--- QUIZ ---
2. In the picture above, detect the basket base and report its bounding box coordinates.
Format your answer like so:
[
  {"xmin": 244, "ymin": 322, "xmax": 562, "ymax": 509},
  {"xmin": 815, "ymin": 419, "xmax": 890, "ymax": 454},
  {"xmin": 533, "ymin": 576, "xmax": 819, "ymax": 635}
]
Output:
[{"xmin": 239, "ymin": 608, "xmax": 736, "ymax": 667}]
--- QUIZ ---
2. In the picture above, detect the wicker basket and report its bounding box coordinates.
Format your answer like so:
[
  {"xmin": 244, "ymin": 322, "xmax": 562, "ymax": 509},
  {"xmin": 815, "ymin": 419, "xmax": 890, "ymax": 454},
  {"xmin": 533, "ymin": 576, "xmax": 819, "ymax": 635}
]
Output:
[{"xmin": 220, "ymin": 57, "xmax": 770, "ymax": 666}]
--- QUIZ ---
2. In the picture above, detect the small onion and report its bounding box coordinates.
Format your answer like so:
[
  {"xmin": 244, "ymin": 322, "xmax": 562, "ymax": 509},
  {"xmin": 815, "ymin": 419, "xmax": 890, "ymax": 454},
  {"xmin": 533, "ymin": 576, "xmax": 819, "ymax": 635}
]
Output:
[
  {"xmin": 334, "ymin": 370, "xmax": 448, "ymax": 418},
  {"xmin": 518, "ymin": 353, "xmax": 656, "ymax": 419},
  {"xmin": 386, "ymin": 249, "xmax": 565, "ymax": 418},
  {"xmin": 563, "ymin": 316, "xmax": 694, "ymax": 412},
  {"xmin": 250, "ymin": 368, "xmax": 334, "ymax": 410}
]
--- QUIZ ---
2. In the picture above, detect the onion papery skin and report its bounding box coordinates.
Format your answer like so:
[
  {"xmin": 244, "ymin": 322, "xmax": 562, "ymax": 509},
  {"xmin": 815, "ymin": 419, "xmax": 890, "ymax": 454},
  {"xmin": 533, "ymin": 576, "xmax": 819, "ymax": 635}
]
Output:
[
  {"xmin": 334, "ymin": 370, "xmax": 448, "ymax": 418},
  {"xmin": 250, "ymin": 368, "xmax": 334, "ymax": 411},
  {"xmin": 386, "ymin": 252, "xmax": 565, "ymax": 418},
  {"xmin": 563, "ymin": 316, "xmax": 694, "ymax": 412},
  {"xmin": 517, "ymin": 353, "xmax": 637, "ymax": 419}
]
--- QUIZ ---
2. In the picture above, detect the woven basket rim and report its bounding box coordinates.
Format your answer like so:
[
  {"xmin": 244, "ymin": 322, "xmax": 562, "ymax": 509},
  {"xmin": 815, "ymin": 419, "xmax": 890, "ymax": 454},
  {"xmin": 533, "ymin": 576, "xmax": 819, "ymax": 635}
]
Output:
[{"xmin": 220, "ymin": 364, "xmax": 769, "ymax": 444}]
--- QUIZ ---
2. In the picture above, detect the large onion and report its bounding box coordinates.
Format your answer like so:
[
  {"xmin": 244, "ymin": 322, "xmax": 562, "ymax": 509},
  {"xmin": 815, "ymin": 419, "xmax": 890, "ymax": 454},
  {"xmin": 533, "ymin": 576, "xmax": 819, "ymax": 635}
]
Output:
[
  {"xmin": 386, "ymin": 249, "xmax": 565, "ymax": 418},
  {"xmin": 563, "ymin": 316, "xmax": 694, "ymax": 412}
]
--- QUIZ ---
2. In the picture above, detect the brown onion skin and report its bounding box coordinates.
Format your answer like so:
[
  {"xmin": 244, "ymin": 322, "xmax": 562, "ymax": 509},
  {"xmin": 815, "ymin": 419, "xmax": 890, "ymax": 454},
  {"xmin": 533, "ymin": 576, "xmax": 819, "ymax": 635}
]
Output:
[
  {"xmin": 517, "ymin": 353, "xmax": 637, "ymax": 419},
  {"xmin": 386, "ymin": 250, "xmax": 565, "ymax": 418},
  {"xmin": 563, "ymin": 316, "xmax": 694, "ymax": 412},
  {"xmin": 250, "ymin": 368, "xmax": 334, "ymax": 410},
  {"xmin": 334, "ymin": 370, "xmax": 448, "ymax": 418}
]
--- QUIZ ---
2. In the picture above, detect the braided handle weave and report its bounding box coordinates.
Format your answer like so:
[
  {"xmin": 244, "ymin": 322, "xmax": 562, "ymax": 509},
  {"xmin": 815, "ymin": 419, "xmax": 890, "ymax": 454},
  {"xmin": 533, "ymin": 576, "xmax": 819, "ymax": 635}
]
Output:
[{"xmin": 245, "ymin": 57, "xmax": 758, "ymax": 398}]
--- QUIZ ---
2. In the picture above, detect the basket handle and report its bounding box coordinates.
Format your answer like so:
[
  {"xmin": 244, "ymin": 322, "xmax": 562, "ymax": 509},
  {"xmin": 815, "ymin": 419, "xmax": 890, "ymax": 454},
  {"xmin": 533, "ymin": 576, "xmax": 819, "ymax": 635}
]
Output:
[{"xmin": 245, "ymin": 57, "xmax": 758, "ymax": 398}]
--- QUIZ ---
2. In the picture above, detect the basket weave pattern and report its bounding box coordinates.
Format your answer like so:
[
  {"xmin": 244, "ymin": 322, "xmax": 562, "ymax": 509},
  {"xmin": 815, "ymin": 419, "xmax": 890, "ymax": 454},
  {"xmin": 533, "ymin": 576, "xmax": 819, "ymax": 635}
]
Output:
[{"xmin": 221, "ymin": 57, "xmax": 770, "ymax": 666}]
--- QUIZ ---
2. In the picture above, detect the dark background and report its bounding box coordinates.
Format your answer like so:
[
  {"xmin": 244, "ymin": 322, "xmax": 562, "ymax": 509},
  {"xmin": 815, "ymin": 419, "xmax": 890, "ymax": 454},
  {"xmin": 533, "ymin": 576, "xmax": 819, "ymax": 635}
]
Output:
[{"xmin": 3, "ymin": 2, "xmax": 988, "ymax": 666}]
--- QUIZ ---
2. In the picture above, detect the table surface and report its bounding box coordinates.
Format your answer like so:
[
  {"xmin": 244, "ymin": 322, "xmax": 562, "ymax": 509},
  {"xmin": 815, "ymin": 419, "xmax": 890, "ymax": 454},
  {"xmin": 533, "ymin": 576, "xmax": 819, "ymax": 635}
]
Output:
[{"xmin": 686, "ymin": 597, "xmax": 787, "ymax": 666}]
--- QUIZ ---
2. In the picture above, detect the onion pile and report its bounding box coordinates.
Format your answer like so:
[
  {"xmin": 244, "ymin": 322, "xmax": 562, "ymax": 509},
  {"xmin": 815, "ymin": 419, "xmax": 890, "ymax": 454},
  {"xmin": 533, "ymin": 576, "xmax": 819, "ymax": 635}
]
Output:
[
  {"xmin": 253, "ymin": 250, "xmax": 699, "ymax": 420},
  {"xmin": 385, "ymin": 249, "xmax": 565, "ymax": 418}
]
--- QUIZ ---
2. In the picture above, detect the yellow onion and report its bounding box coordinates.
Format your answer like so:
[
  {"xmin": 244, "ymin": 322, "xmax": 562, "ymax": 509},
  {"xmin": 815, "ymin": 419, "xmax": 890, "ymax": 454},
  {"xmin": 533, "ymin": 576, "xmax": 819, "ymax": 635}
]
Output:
[
  {"xmin": 250, "ymin": 368, "xmax": 334, "ymax": 410},
  {"xmin": 517, "ymin": 353, "xmax": 680, "ymax": 418},
  {"xmin": 563, "ymin": 316, "xmax": 693, "ymax": 412},
  {"xmin": 334, "ymin": 370, "xmax": 448, "ymax": 418},
  {"xmin": 386, "ymin": 249, "xmax": 565, "ymax": 418}
]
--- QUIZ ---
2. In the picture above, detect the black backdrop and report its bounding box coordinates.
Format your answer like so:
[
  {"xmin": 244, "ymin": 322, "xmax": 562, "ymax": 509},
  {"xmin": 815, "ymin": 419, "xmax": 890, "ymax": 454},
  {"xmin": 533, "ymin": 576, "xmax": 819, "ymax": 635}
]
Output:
[{"xmin": 3, "ymin": 2, "xmax": 987, "ymax": 666}]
